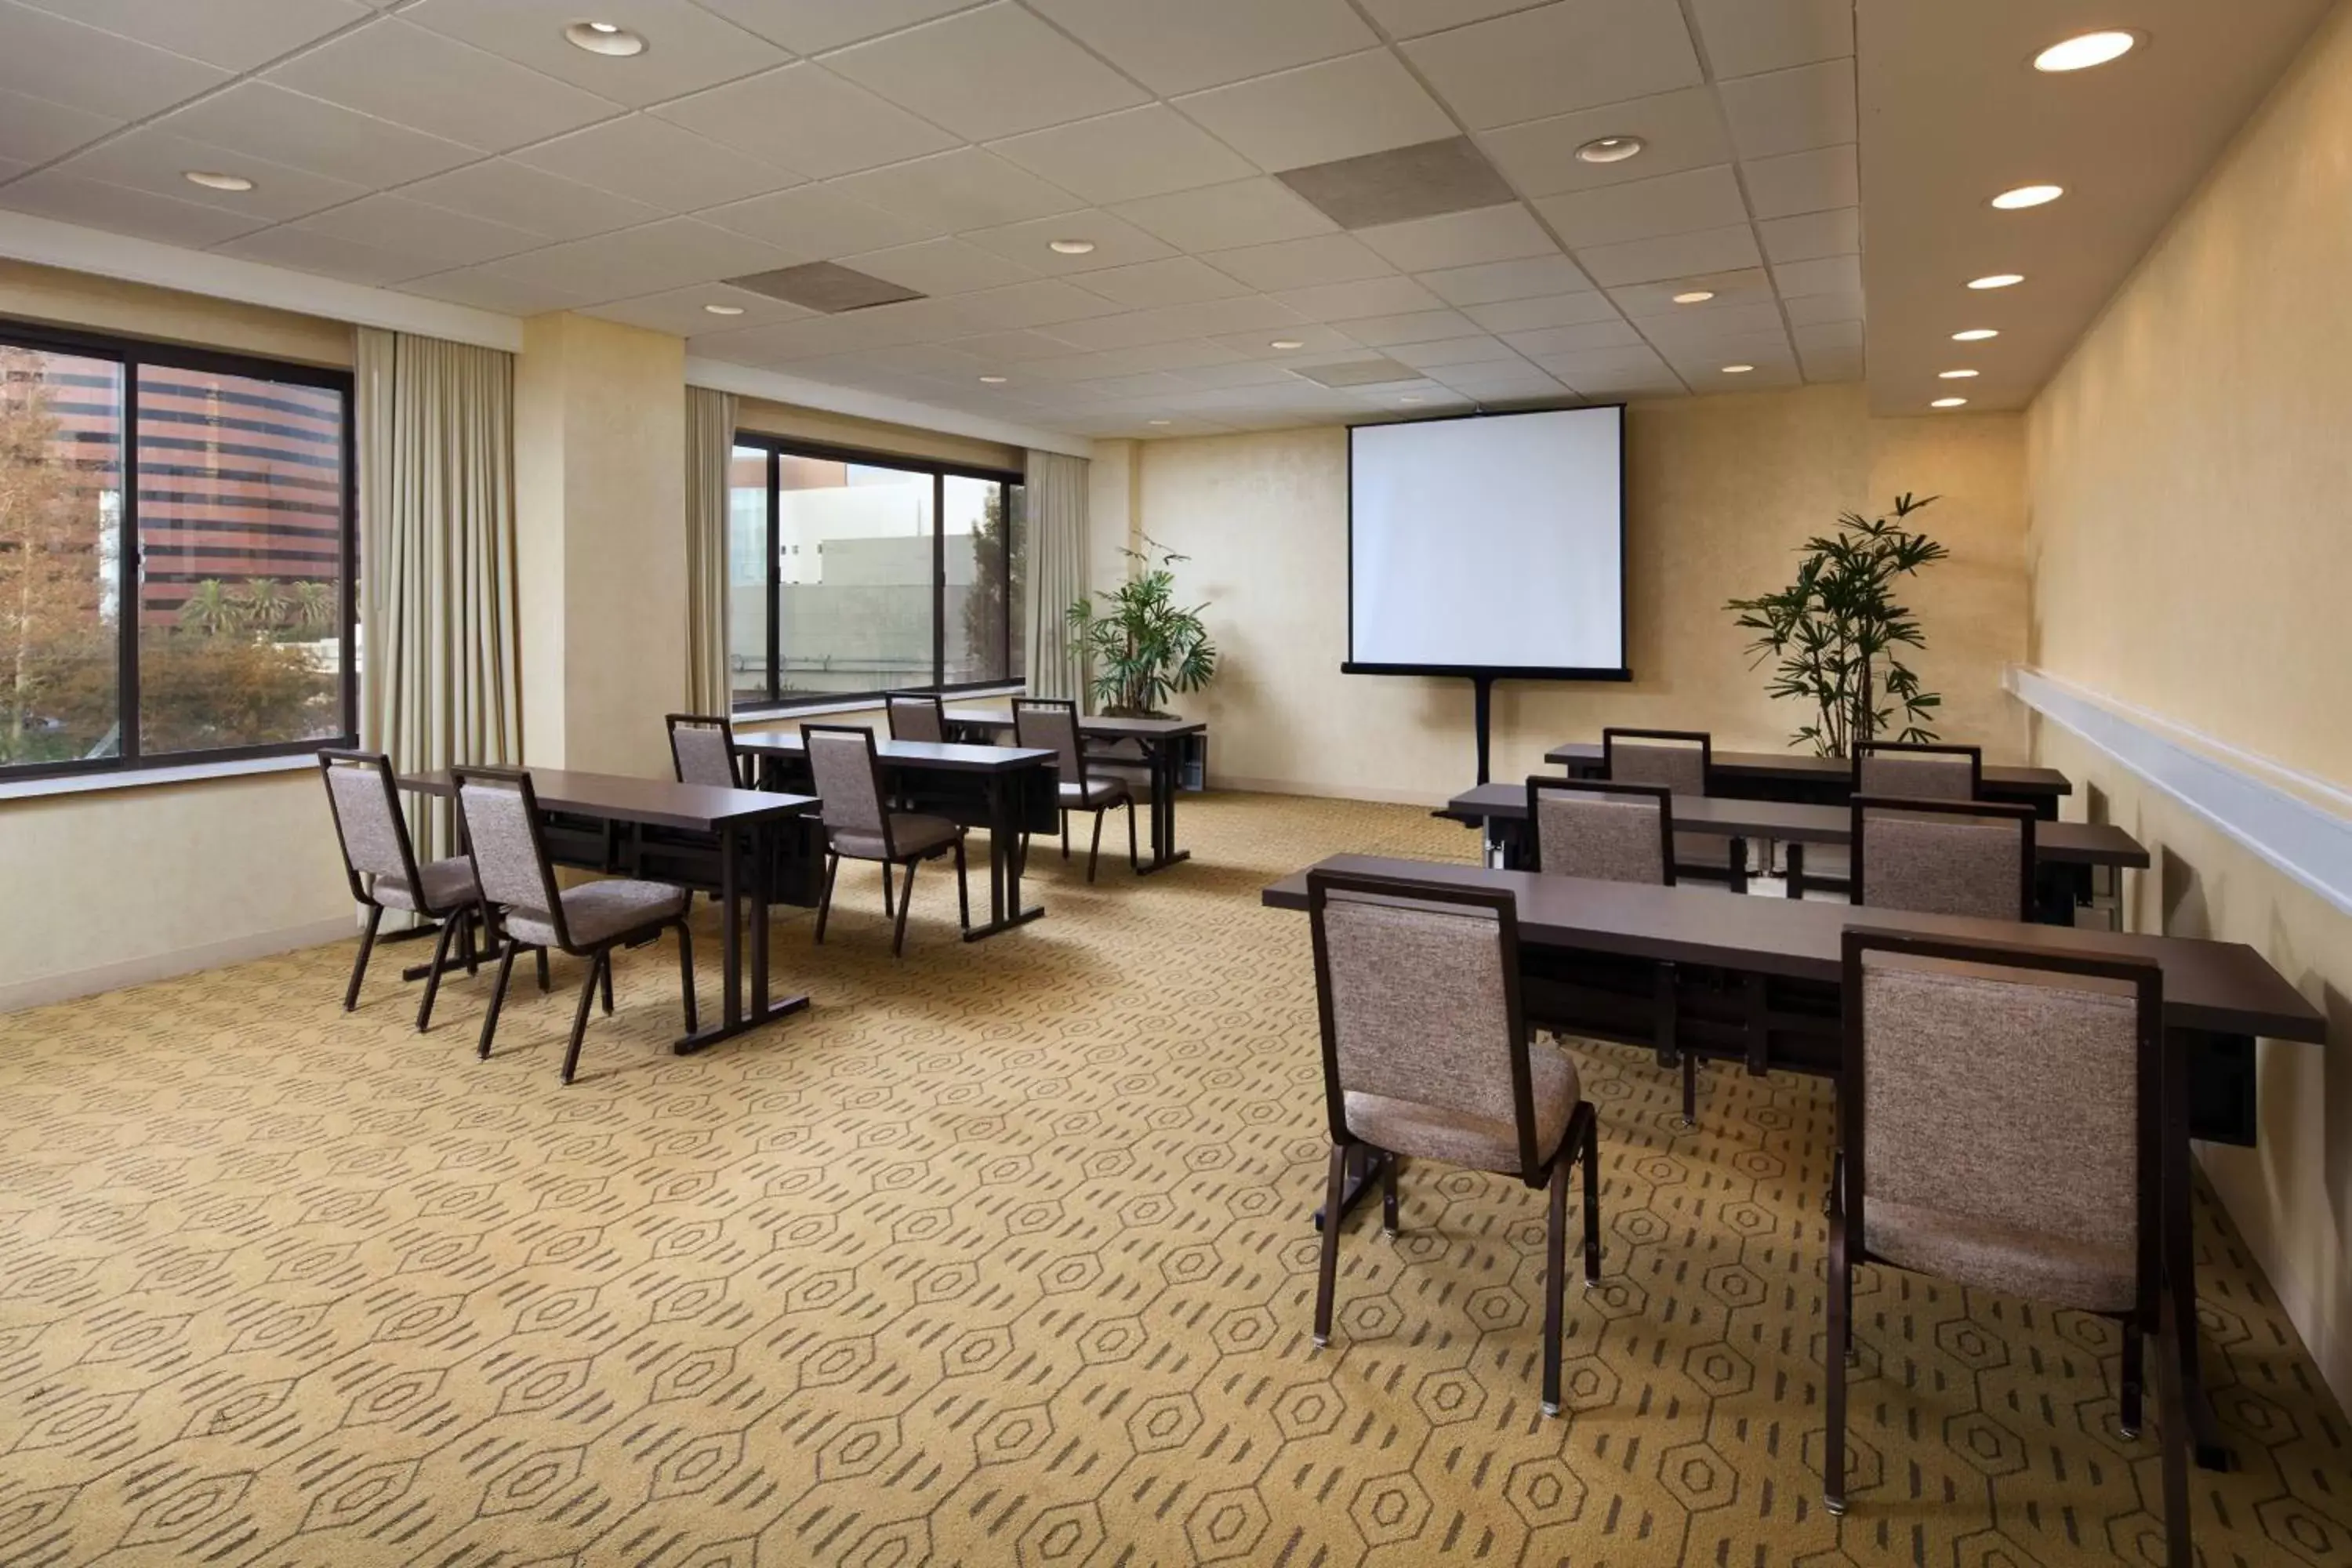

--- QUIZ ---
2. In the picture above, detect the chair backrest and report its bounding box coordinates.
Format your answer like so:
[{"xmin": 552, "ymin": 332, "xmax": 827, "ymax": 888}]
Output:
[
  {"xmin": 885, "ymin": 691, "xmax": 946, "ymax": 744},
  {"xmin": 1851, "ymin": 795, "xmax": 2035, "ymax": 920},
  {"xmin": 1307, "ymin": 869, "xmax": 1543, "ymax": 1184},
  {"xmin": 1525, "ymin": 776, "xmax": 1675, "ymax": 885},
  {"xmin": 1013, "ymin": 698, "xmax": 1087, "ymax": 790},
  {"xmin": 1602, "ymin": 727, "xmax": 1710, "ymax": 797},
  {"xmin": 666, "ymin": 713, "xmax": 742, "ymax": 789},
  {"xmin": 318, "ymin": 748, "xmax": 423, "ymax": 902},
  {"xmin": 803, "ymin": 724, "xmax": 891, "ymax": 849},
  {"xmin": 453, "ymin": 766, "xmax": 567, "ymax": 946},
  {"xmin": 1855, "ymin": 740, "xmax": 1981, "ymax": 801},
  {"xmin": 1843, "ymin": 928, "xmax": 2158, "ymax": 1300}
]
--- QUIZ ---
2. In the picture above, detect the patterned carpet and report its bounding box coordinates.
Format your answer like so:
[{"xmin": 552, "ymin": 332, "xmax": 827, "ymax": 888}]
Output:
[{"xmin": 1, "ymin": 791, "xmax": 2345, "ymax": 1568}]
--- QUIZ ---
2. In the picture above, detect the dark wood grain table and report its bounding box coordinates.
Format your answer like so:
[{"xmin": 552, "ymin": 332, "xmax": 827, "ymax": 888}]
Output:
[
  {"xmin": 1545, "ymin": 741, "xmax": 2073, "ymax": 818},
  {"xmin": 945, "ymin": 708, "xmax": 1208, "ymax": 874}
]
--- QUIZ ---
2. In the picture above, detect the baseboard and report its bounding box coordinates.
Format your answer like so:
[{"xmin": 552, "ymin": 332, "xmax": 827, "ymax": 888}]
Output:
[
  {"xmin": 0, "ymin": 915, "xmax": 355, "ymax": 1015},
  {"xmin": 1209, "ymin": 774, "xmax": 1443, "ymax": 808}
]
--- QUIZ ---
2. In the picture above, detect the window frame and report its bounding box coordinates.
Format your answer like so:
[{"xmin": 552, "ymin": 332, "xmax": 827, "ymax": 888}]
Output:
[
  {"xmin": 0, "ymin": 315, "xmax": 358, "ymax": 783},
  {"xmin": 729, "ymin": 433, "xmax": 1023, "ymax": 713}
]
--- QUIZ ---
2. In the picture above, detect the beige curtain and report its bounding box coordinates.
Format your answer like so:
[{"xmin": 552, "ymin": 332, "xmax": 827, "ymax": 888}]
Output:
[
  {"xmin": 1023, "ymin": 449, "xmax": 1090, "ymax": 702},
  {"xmin": 684, "ymin": 387, "xmax": 738, "ymax": 714},
  {"xmin": 356, "ymin": 327, "xmax": 520, "ymax": 867}
]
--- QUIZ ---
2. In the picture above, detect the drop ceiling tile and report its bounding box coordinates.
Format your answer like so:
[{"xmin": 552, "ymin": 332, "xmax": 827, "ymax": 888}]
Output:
[
  {"xmin": 702, "ymin": 307, "xmax": 939, "ymax": 361},
  {"xmin": 1206, "ymin": 323, "xmax": 1361, "ymax": 358},
  {"xmin": 1420, "ymin": 253, "xmax": 1592, "ymax": 306},
  {"xmin": 828, "ymin": 147, "xmax": 1083, "ymax": 232},
  {"xmin": 0, "ymin": 156, "xmax": 29, "ymax": 182},
  {"xmin": 403, "ymin": 0, "xmax": 789, "ymax": 109},
  {"xmin": 1462, "ymin": 291, "xmax": 1620, "ymax": 331},
  {"xmin": 1386, "ymin": 334, "xmax": 1519, "ymax": 368},
  {"xmin": 1683, "ymin": 358, "xmax": 1800, "ymax": 389},
  {"xmin": 946, "ymin": 328, "xmax": 1091, "ymax": 362},
  {"xmin": 1791, "ymin": 318, "xmax": 1861, "ymax": 354},
  {"xmin": 583, "ymin": 283, "xmax": 815, "ymax": 336},
  {"xmin": 0, "ymin": 171, "xmax": 269, "ymax": 249},
  {"xmin": 45, "ymin": 129, "xmax": 368, "ymax": 223},
  {"xmin": 218, "ymin": 223, "xmax": 446, "ymax": 283},
  {"xmin": 1635, "ymin": 299, "xmax": 1786, "ymax": 344},
  {"xmin": 1575, "ymin": 222, "xmax": 1759, "ymax": 286},
  {"xmin": 991, "ymin": 105, "xmax": 1257, "ymax": 205},
  {"xmin": 16, "ymin": 0, "xmax": 368, "ymax": 72},
  {"xmin": 1476, "ymin": 87, "xmax": 1732, "ymax": 198},
  {"xmin": 1438, "ymin": 364, "xmax": 1566, "ymax": 397},
  {"xmin": 1534, "ymin": 164, "xmax": 1746, "ymax": 249},
  {"xmin": 1172, "ymin": 51, "xmax": 1455, "ymax": 172},
  {"xmin": 691, "ymin": 0, "xmax": 979, "ymax": 54},
  {"xmin": 267, "ymin": 18, "xmax": 622, "ymax": 154},
  {"xmin": 1040, "ymin": 310, "xmax": 1195, "ymax": 351},
  {"xmin": 1337, "ymin": 309, "xmax": 1480, "ymax": 347},
  {"xmin": 513, "ymin": 114, "xmax": 800, "ymax": 212},
  {"xmin": 289, "ymin": 194, "xmax": 549, "ymax": 270},
  {"xmin": 1273, "ymin": 275, "xmax": 1443, "ymax": 321},
  {"xmin": 1781, "ymin": 289, "xmax": 1859, "ymax": 325},
  {"xmin": 1758, "ymin": 205, "xmax": 1857, "ymax": 263},
  {"xmin": 1400, "ymin": 0, "xmax": 1700, "ymax": 130},
  {"xmin": 1071, "ymin": 256, "xmax": 1249, "ymax": 307},
  {"xmin": 825, "ymin": 3, "xmax": 1148, "ymax": 141},
  {"xmin": 162, "ymin": 82, "xmax": 483, "ymax": 188},
  {"xmin": 1355, "ymin": 0, "xmax": 1555, "ymax": 39},
  {"xmin": 1531, "ymin": 343, "xmax": 1677, "ymax": 385},
  {"xmin": 0, "ymin": 88, "xmax": 121, "ymax": 168},
  {"xmin": 401, "ymin": 158, "xmax": 667, "ymax": 243},
  {"xmin": 1149, "ymin": 295, "xmax": 1312, "ymax": 339},
  {"xmin": 698, "ymin": 183, "xmax": 938, "ymax": 256},
  {"xmin": 1686, "ymin": 0, "xmax": 1851, "ymax": 81},
  {"xmin": 0, "ymin": 2, "xmax": 230, "ymax": 122},
  {"xmin": 843, "ymin": 237, "xmax": 1037, "ymax": 295},
  {"xmin": 1172, "ymin": 358, "xmax": 1306, "ymax": 388},
  {"xmin": 653, "ymin": 64, "xmax": 957, "ymax": 180},
  {"xmin": 938, "ymin": 277, "xmax": 1127, "ymax": 330},
  {"xmin": 1606, "ymin": 266, "xmax": 1771, "ymax": 316},
  {"xmin": 1501, "ymin": 319, "xmax": 1645, "ymax": 355},
  {"xmin": 1716, "ymin": 60, "xmax": 1854, "ymax": 159},
  {"xmin": 959, "ymin": 211, "xmax": 1175, "ymax": 277},
  {"xmin": 1798, "ymin": 342, "xmax": 1860, "ymax": 382},
  {"xmin": 1027, "ymin": 0, "xmax": 1374, "ymax": 96},
  {"xmin": 1740, "ymin": 143, "xmax": 1855, "ymax": 219},
  {"xmin": 1660, "ymin": 336, "xmax": 1798, "ymax": 380},
  {"xmin": 479, "ymin": 216, "xmax": 793, "ymax": 300},
  {"xmin": 1356, "ymin": 204, "xmax": 1555, "ymax": 272},
  {"xmin": 1205, "ymin": 233, "xmax": 1391, "ymax": 292},
  {"xmin": 1771, "ymin": 252, "xmax": 1859, "ymax": 299},
  {"xmin": 1108, "ymin": 176, "xmax": 1335, "ymax": 252}
]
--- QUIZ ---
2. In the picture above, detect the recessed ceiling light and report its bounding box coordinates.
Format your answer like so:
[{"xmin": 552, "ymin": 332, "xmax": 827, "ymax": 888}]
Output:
[
  {"xmin": 183, "ymin": 170, "xmax": 253, "ymax": 192},
  {"xmin": 1576, "ymin": 136, "xmax": 1644, "ymax": 165},
  {"xmin": 702, "ymin": 303, "xmax": 744, "ymax": 316},
  {"xmin": 1671, "ymin": 290, "xmax": 1715, "ymax": 304},
  {"xmin": 1148, "ymin": 419, "xmax": 1171, "ymax": 426},
  {"xmin": 1722, "ymin": 364, "xmax": 1755, "ymax": 374},
  {"xmin": 1967, "ymin": 273, "xmax": 2025, "ymax": 289},
  {"xmin": 1991, "ymin": 183, "xmax": 2064, "ymax": 210},
  {"xmin": 1399, "ymin": 396, "xmax": 1423, "ymax": 404},
  {"xmin": 564, "ymin": 20, "xmax": 645, "ymax": 55},
  {"xmin": 2034, "ymin": 31, "xmax": 2137, "ymax": 72},
  {"xmin": 1952, "ymin": 328, "xmax": 2000, "ymax": 341},
  {"xmin": 978, "ymin": 375, "xmax": 1008, "ymax": 384},
  {"xmin": 1048, "ymin": 239, "xmax": 1096, "ymax": 255},
  {"xmin": 1939, "ymin": 368, "xmax": 1979, "ymax": 379},
  {"xmin": 1269, "ymin": 339, "xmax": 1305, "ymax": 350},
  {"xmin": 1931, "ymin": 397, "xmax": 1969, "ymax": 408}
]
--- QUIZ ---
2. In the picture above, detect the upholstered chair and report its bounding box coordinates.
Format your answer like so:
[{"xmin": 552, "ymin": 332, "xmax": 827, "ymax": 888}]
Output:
[
  {"xmin": 1601, "ymin": 727, "xmax": 1739, "ymax": 885},
  {"xmin": 884, "ymin": 691, "xmax": 947, "ymax": 744},
  {"xmin": 803, "ymin": 724, "xmax": 970, "ymax": 956},
  {"xmin": 1850, "ymin": 795, "xmax": 2036, "ymax": 920},
  {"xmin": 318, "ymin": 747, "xmax": 483, "ymax": 1031},
  {"xmin": 1014, "ymin": 697, "xmax": 1138, "ymax": 882},
  {"xmin": 1855, "ymin": 740, "xmax": 1982, "ymax": 801},
  {"xmin": 666, "ymin": 713, "xmax": 745, "ymax": 789}
]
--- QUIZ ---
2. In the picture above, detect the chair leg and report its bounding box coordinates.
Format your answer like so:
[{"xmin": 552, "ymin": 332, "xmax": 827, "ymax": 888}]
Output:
[
  {"xmin": 1087, "ymin": 808, "xmax": 1105, "ymax": 883},
  {"xmin": 891, "ymin": 858, "xmax": 917, "ymax": 957},
  {"xmin": 2120, "ymin": 1312, "xmax": 2146, "ymax": 1438},
  {"xmin": 1061, "ymin": 811, "xmax": 1070, "ymax": 860},
  {"xmin": 343, "ymin": 906, "xmax": 382, "ymax": 1011},
  {"xmin": 1380, "ymin": 1152, "xmax": 1400, "ymax": 1237},
  {"xmin": 675, "ymin": 920, "xmax": 697, "ymax": 1036},
  {"xmin": 560, "ymin": 952, "xmax": 602, "ymax": 1086},
  {"xmin": 1581, "ymin": 1106, "xmax": 1602, "ymax": 1284},
  {"xmin": 1312, "ymin": 1143, "xmax": 1348, "ymax": 1348},
  {"xmin": 953, "ymin": 837, "xmax": 971, "ymax": 930},
  {"xmin": 597, "ymin": 951, "xmax": 614, "ymax": 1016},
  {"xmin": 815, "ymin": 852, "xmax": 840, "ymax": 943},
  {"xmin": 477, "ymin": 942, "xmax": 517, "ymax": 1060},
  {"xmin": 1541, "ymin": 1152, "xmax": 1570, "ymax": 1416},
  {"xmin": 880, "ymin": 854, "xmax": 896, "ymax": 920},
  {"xmin": 1127, "ymin": 797, "xmax": 1140, "ymax": 872},
  {"xmin": 2156, "ymin": 1289, "xmax": 2192, "ymax": 1568},
  {"xmin": 1681, "ymin": 1050, "xmax": 1699, "ymax": 1129},
  {"xmin": 1824, "ymin": 1207, "xmax": 1852, "ymax": 1515},
  {"xmin": 416, "ymin": 916, "xmax": 459, "ymax": 1033},
  {"xmin": 460, "ymin": 910, "xmax": 479, "ymax": 976}
]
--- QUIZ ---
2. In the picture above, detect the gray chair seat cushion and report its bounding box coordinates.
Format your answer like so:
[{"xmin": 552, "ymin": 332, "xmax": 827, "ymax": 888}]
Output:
[
  {"xmin": 1060, "ymin": 777, "xmax": 1133, "ymax": 808},
  {"xmin": 1344, "ymin": 1044, "xmax": 1580, "ymax": 1174},
  {"xmin": 832, "ymin": 811, "xmax": 962, "ymax": 862},
  {"xmin": 374, "ymin": 855, "xmax": 479, "ymax": 914},
  {"xmin": 1866, "ymin": 1197, "xmax": 2136, "ymax": 1312},
  {"xmin": 506, "ymin": 879, "xmax": 687, "ymax": 949}
]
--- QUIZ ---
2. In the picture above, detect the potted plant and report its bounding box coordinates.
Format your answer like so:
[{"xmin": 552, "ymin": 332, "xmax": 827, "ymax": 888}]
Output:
[
  {"xmin": 1065, "ymin": 538, "xmax": 1218, "ymax": 717},
  {"xmin": 1723, "ymin": 493, "xmax": 1949, "ymax": 757}
]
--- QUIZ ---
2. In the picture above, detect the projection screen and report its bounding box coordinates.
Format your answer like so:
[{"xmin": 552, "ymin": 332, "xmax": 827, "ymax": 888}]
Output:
[{"xmin": 1345, "ymin": 406, "xmax": 1628, "ymax": 679}]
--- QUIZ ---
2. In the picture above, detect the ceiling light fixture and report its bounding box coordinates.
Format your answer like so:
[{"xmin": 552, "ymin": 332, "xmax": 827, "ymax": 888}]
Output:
[
  {"xmin": 2034, "ymin": 31, "xmax": 2137, "ymax": 72},
  {"xmin": 702, "ymin": 303, "xmax": 744, "ymax": 316},
  {"xmin": 1269, "ymin": 339, "xmax": 1305, "ymax": 350},
  {"xmin": 1722, "ymin": 364, "xmax": 1755, "ymax": 374},
  {"xmin": 1931, "ymin": 397, "xmax": 1969, "ymax": 408},
  {"xmin": 1575, "ymin": 136, "xmax": 1644, "ymax": 165},
  {"xmin": 1952, "ymin": 328, "xmax": 1999, "ymax": 341},
  {"xmin": 1991, "ymin": 183, "xmax": 2064, "ymax": 209},
  {"xmin": 1048, "ymin": 239, "xmax": 1096, "ymax": 255},
  {"xmin": 1671, "ymin": 290, "xmax": 1715, "ymax": 304},
  {"xmin": 1399, "ymin": 396, "xmax": 1423, "ymax": 404},
  {"xmin": 183, "ymin": 170, "xmax": 254, "ymax": 192},
  {"xmin": 1939, "ymin": 368, "xmax": 1979, "ymax": 379},
  {"xmin": 1148, "ymin": 419, "xmax": 1171, "ymax": 426},
  {"xmin": 564, "ymin": 20, "xmax": 646, "ymax": 56},
  {"xmin": 978, "ymin": 375, "xmax": 1008, "ymax": 384},
  {"xmin": 1967, "ymin": 273, "xmax": 2025, "ymax": 289}
]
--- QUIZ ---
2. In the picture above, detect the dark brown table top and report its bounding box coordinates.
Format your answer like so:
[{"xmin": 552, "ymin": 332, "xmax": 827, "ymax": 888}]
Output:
[
  {"xmin": 1443, "ymin": 782, "xmax": 2150, "ymax": 868},
  {"xmin": 734, "ymin": 730, "xmax": 1058, "ymax": 773},
  {"xmin": 946, "ymin": 707, "xmax": 1208, "ymax": 739},
  {"xmin": 400, "ymin": 768, "xmax": 818, "ymax": 835},
  {"xmin": 1544, "ymin": 741, "xmax": 2071, "ymax": 796},
  {"xmin": 1261, "ymin": 855, "xmax": 2322, "ymax": 1043}
]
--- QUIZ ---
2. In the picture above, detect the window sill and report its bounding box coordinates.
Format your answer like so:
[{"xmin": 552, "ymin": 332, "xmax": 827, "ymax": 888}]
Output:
[
  {"xmin": 0, "ymin": 752, "xmax": 319, "ymax": 804},
  {"xmin": 733, "ymin": 682, "xmax": 1027, "ymax": 724}
]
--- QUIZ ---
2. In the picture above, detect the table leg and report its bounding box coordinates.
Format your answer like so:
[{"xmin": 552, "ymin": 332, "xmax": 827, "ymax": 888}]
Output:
[
  {"xmin": 1727, "ymin": 835, "xmax": 1749, "ymax": 895},
  {"xmin": 964, "ymin": 770, "xmax": 1047, "ymax": 941},
  {"xmin": 1313, "ymin": 1144, "xmax": 1386, "ymax": 1231},
  {"xmin": 1133, "ymin": 735, "xmax": 1192, "ymax": 875},
  {"xmin": 676, "ymin": 818, "xmax": 810, "ymax": 1054},
  {"xmin": 2163, "ymin": 1025, "xmax": 2233, "ymax": 1470},
  {"xmin": 1785, "ymin": 841, "xmax": 1806, "ymax": 898}
]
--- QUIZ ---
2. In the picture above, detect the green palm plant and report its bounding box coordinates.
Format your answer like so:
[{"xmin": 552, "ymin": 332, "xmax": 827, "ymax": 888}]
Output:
[
  {"xmin": 238, "ymin": 577, "xmax": 288, "ymax": 633},
  {"xmin": 1065, "ymin": 539, "xmax": 1218, "ymax": 717},
  {"xmin": 177, "ymin": 579, "xmax": 241, "ymax": 637},
  {"xmin": 289, "ymin": 579, "xmax": 336, "ymax": 636},
  {"xmin": 1723, "ymin": 493, "xmax": 1950, "ymax": 757}
]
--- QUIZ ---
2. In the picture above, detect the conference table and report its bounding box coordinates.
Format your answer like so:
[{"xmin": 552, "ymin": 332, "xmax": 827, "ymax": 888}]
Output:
[
  {"xmin": 734, "ymin": 729, "xmax": 1058, "ymax": 941},
  {"xmin": 1261, "ymin": 854, "xmax": 2322, "ymax": 1472},
  {"xmin": 1546, "ymin": 741, "xmax": 2073, "ymax": 818},
  {"xmin": 400, "ymin": 768, "xmax": 818, "ymax": 1054},
  {"xmin": 943, "ymin": 707, "xmax": 1207, "ymax": 874},
  {"xmin": 1440, "ymin": 781, "xmax": 2149, "ymax": 924}
]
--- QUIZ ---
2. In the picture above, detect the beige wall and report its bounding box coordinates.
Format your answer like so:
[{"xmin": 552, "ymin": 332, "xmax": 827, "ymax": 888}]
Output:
[
  {"xmin": 737, "ymin": 395, "xmax": 1019, "ymax": 472},
  {"xmin": 0, "ymin": 258, "xmax": 352, "ymax": 367},
  {"xmin": 1129, "ymin": 383, "xmax": 2027, "ymax": 801},
  {"xmin": 2026, "ymin": 0, "xmax": 2352, "ymax": 1407}
]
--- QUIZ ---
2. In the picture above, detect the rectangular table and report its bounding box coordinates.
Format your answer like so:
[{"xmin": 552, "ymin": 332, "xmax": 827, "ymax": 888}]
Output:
[
  {"xmin": 1546, "ymin": 741, "xmax": 2073, "ymax": 818},
  {"xmin": 734, "ymin": 730, "xmax": 1058, "ymax": 941},
  {"xmin": 1262, "ymin": 854, "xmax": 2323, "ymax": 1470},
  {"xmin": 944, "ymin": 708, "xmax": 1207, "ymax": 874},
  {"xmin": 401, "ymin": 768, "xmax": 818, "ymax": 1054}
]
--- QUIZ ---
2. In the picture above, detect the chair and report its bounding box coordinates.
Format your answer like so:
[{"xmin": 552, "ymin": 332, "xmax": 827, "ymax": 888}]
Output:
[
  {"xmin": 318, "ymin": 748, "xmax": 483, "ymax": 1031},
  {"xmin": 455, "ymin": 767, "xmax": 697, "ymax": 1084},
  {"xmin": 1600, "ymin": 727, "xmax": 1739, "ymax": 884},
  {"xmin": 1850, "ymin": 794, "xmax": 2035, "ymax": 920},
  {"xmin": 1305, "ymin": 869, "xmax": 1603, "ymax": 1414},
  {"xmin": 1014, "ymin": 697, "xmax": 1138, "ymax": 883},
  {"xmin": 884, "ymin": 691, "xmax": 946, "ymax": 743},
  {"xmin": 1828, "ymin": 930, "xmax": 2186, "ymax": 1565},
  {"xmin": 666, "ymin": 713, "xmax": 746, "ymax": 789},
  {"xmin": 1854, "ymin": 740, "xmax": 1981, "ymax": 800},
  {"xmin": 803, "ymin": 724, "xmax": 970, "ymax": 956}
]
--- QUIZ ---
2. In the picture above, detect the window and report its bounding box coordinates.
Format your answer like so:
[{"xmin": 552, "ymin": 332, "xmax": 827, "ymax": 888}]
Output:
[
  {"xmin": 0, "ymin": 321, "xmax": 354, "ymax": 779},
  {"xmin": 728, "ymin": 437, "xmax": 1024, "ymax": 709}
]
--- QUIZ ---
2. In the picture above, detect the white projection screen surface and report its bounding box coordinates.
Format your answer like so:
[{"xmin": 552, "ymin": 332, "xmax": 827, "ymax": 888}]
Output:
[{"xmin": 1346, "ymin": 407, "xmax": 1628, "ymax": 677}]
